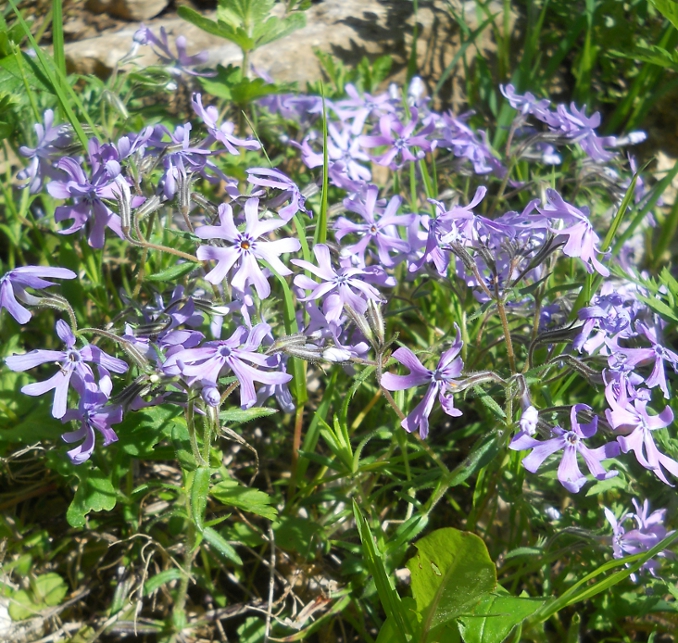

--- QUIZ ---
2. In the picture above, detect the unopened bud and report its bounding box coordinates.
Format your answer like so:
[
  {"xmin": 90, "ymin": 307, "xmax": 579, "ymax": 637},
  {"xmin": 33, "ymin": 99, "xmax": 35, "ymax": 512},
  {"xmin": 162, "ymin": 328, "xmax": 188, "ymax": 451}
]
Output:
[
  {"xmin": 322, "ymin": 347, "xmax": 353, "ymax": 363},
  {"xmin": 202, "ymin": 385, "xmax": 221, "ymax": 407},
  {"xmin": 343, "ymin": 303, "xmax": 373, "ymax": 343},
  {"xmin": 366, "ymin": 299, "xmax": 385, "ymax": 347}
]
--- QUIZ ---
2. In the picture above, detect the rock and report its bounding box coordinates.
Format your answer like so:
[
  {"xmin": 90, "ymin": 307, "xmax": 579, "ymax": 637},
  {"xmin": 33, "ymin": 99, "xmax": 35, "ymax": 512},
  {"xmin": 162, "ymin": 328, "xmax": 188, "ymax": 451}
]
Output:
[
  {"xmin": 65, "ymin": 0, "xmax": 512, "ymax": 99},
  {"xmin": 85, "ymin": 0, "xmax": 170, "ymax": 22}
]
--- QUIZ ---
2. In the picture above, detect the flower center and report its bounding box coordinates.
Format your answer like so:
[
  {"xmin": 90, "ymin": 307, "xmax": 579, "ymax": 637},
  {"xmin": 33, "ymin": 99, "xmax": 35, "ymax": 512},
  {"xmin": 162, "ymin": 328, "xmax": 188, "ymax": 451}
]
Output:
[
  {"xmin": 565, "ymin": 431, "xmax": 579, "ymax": 445},
  {"xmin": 67, "ymin": 350, "xmax": 82, "ymax": 363},
  {"xmin": 218, "ymin": 346, "xmax": 233, "ymax": 358}
]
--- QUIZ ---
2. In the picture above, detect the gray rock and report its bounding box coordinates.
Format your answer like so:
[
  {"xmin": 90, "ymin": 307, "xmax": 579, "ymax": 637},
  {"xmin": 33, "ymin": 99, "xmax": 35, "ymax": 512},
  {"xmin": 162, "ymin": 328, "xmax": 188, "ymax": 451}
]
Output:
[
  {"xmin": 85, "ymin": 0, "xmax": 171, "ymax": 22},
  {"xmin": 65, "ymin": 0, "xmax": 512, "ymax": 97}
]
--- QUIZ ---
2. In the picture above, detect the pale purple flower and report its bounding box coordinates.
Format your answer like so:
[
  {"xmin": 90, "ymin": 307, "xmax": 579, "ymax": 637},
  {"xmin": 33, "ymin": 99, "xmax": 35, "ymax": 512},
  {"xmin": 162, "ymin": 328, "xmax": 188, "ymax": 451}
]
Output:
[
  {"xmin": 291, "ymin": 244, "xmax": 387, "ymax": 323},
  {"xmin": 539, "ymin": 189, "xmax": 609, "ymax": 276},
  {"xmin": 509, "ymin": 404, "xmax": 620, "ymax": 493},
  {"xmin": 0, "ymin": 266, "xmax": 76, "ymax": 324},
  {"xmin": 246, "ymin": 167, "xmax": 312, "ymax": 221},
  {"xmin": 604, "ymin": 499, "xmax": 674, "ymax": 579},
  {"xmin": 359, "ymin": 110, "xmax": 435, "ymax": 169},
  {"xmin": 195, "ymin": 198, "xmax": 301, "ymax": 299},
  {"xmin": 17, "ymin": 109, "xmax": 71, "ymax": 193},
  {"xmin": 46, "ymin": 139, "xmax": 139, "ymax": 248},
  {"xmin": 192, "ymin": 93, "xmax": 260, "ymax": 154},
  {"xmin": 519, "ymin": 405, "xmax": 539, "ymax": 436},
  {"xmin": 133, "ymin": 25, "xmax": 214, "ymax": 77},
  {"xmin": 381, "ymin": 325, "xmax": 464, "ymax": 438},
  {"xmin": 61, "ymin": 387, "xmax": 123, "ymax": 465},
  {"xmin": 163, "ymin": 324, "xmax": 292, "ymax": 409},
  {"xmin": 5, "ymin": 320, "xmax": 128, "ymax": 419},
  {"xmin": 604, "ymin": 383, "xmax": 678, "ymax": 485},
  {"xmin": 335, "ymin": 185, "xmax": 414, "ymax": 267},
  {"xmin": 334, "ymin": 84, "xmax": 395, "ymax": 135}
]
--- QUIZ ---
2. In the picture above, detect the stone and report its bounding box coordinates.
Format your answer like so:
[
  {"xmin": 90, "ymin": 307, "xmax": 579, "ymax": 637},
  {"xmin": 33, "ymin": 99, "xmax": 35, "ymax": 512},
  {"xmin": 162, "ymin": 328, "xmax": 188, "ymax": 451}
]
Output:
[
  {"xmin": 85, "ymin": 0, "xmax": 170, "ymax": 22},
  {"xmin": 65, "ymin": 0, "xmax": 512, "ymax": 102}
]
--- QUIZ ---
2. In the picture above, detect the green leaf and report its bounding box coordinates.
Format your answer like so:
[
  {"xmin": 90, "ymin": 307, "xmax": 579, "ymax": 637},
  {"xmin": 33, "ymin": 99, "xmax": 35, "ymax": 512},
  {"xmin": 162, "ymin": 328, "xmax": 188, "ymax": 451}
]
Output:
[
  {"xmin": 273, "ymin": 515, "xmax": 321, "ymax": 557},
  {"xmin": 407, "ymin": 528, "xmax": 496, "ymax": 632},
  {"xmin": 143, "ymin": 569, "xmax": 184, "ymax": 596},
  {"xmin": 66, "ymin": 465, "xmax": 118, "ymax": 528},
  {"xmin": 254, "ymin": 13, "xmax": 306, "ymax": 49},
  {"xmin": 649, "ymin": 0, "xmax": 678, "ymax": 31},
  {"xmin": 202, "ymin": 526, "xmax": 243, "ymax": 565},
  {"xmin": 211, "ymin": 476, "xmax": 278, "ymax": 520},
  {"xmin": 116, "ymin": 405, "xmax": 182, "ymax": 458},
  {"xmin": 146, "ymin": 261, "xmax": 199, "ymax": 282},
  {"xmin": 9, "ymin": 573, "xmax": 68, "ymax": 620},
  {"xmin": 172, "ymin": 420, "xmax": 198, "ymax": 472},
  {"xmin": 219, "ymin": 407, "xmax": 277, "ymax": 424},
  {"xmin": 352, "ymin": 501, "xmax": 412, "ymax": 643},
  {"xmin": 457, "ymin": 590, "xmax": 546, "ymax": 643},
  {"xmin": 190, "ymin": 466, "xmax": 212, "ymax": 531},
  {"xmin": 178, "ymin": 6, "xmax": 253, "ymax": 50}
]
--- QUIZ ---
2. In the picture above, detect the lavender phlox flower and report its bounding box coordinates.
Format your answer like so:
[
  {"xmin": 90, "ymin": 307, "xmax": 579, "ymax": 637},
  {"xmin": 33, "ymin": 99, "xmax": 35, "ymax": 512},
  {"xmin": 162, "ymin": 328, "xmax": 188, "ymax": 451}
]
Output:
[
  {"xmin": 191, "ymin": 93, "xmax": 260, "ymax": 154},
  {"xmin": 359, "ymin": 110, "xmax": 435, "ymax": 169},
  {"xmin": 196, "ymin": 198, "xmax": 301, "ymax": 299},
  {"xmin": 117, "ymin": 126, "xmax": 156, "ymax": 161},
  {"xmin": 163, "ymin": 323, "xmax": 292, "ymax": 409},
  {"xmin": 149, "ymin": 123, "xmax": 220, "ymax": 200},
  {"xmin": 259, "ymin": 92, "xmax": 326, "ymax": 124},
  {"xmin": 381, "ymin": 325, "xmax": 464, "ymax": 438},
  {"xmin": 333, "ymin": 83, "xmax": 396, "ymax": 135},
  {"xmin": 539, "ymin": 188, "xmax": 609, "ymax": 276},
  {"xmin": 434, "ymin": 112, "xmax": 505, "ymax": 176},
  {"xmin": 519, "ymin": 405, "xmax": 539, "ymax": 436},
  {"xmin": 292, "ymin": 244, "xmax": 388, "ymax": 323},
  {"xmin": 61, "ymin": 386, "xmax": 123, "ymax": 465},
  {"xmin": 510, "ymin": 404, "xmax": 620, "ymax": 493},
  {"xmin": 574, "ymin": 283, "xmax": 634, "ymax": 354},
  {"xmin": 604, "ymin": 381, "xmax": 678, "ymax": 485},
  {"xmin": 335, "ymin": 185, "xmax": 414, "ymax": 267},
  {"xmin": 47, "ymin": 138, "xmax": 141, "ymax": 248},
  {"xmin": 298, "ymin": 123, "xmax": 372, "ymax": 183},
  {"xmin": 133, "ymin": 24, "xmax": 214, "ymax": 77},
  {"xmin": 246, "ymin": 167, "xmax": 313, "ymax": 221},
  {"xmin": 17, "ymin": 109, "xmax": 72, "ymax": 193},
  {"xmin": 0, "ymin": 266, "xmax": 76, "ymax": 324},
  {"xmin": 6, "ymin": 320, "xmax": 128, "ymax": 419},
  {"xmin": 501, "ymin": 84, "xmax": 617, "ymax": 163},
  {"xmin": 605, "ymin": 499, "xmax": 674, "ymax": 579}
]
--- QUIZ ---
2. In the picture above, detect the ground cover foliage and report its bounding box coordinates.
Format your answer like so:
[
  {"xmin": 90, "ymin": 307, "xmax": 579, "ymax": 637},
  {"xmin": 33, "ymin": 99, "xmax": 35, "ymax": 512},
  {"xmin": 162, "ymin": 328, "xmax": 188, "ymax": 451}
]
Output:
[{"xmin": 1, "ymin": 0, "xmax": 678, "ymax": 641}]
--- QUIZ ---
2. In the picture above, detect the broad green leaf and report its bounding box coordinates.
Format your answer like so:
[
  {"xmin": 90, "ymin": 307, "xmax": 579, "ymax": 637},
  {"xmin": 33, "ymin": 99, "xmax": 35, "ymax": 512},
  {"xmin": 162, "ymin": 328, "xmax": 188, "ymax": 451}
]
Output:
[
  {"xmin": 116, "ymin": 405, "xmax": 182, "ymax": 458},
  {"xmin": 66, "ymin": 465, "xmax": 118, "ymax": 528},
  {"xmin": 254, "ymin": 13, "xmax": 306, "ymax": 49},
  {"xmin": 143, "ymin": 569, "xmax": 184, "ymax": 596},
  {"xmin": 146, "ymin": 261, "xmax": 199, "ymax": 282},
  {"xmin": 211, "ymin": 476, "xmax": 278, "ymax": 520},
  {"xmin": 457, "ymin": 590, "xmax": 546, "ymax": 643},
  {"xmin": 273, "ymin": 516, "xmax": 321, "ymax": 556},
  {"xmin": 178, "ymin": 6, "xmax": 254, "ymax": 50},
  {"xmin": 649, "ymin": 0, "xmax": 678, "ymax": 31},
  {"xmin": 407, "ymin": 528, "xmax": 496, "ymax": 632},
  {"xmin": 237, "ymin": 616, "xmax": 266, "ymax": 643},
  {"xmin": 202, "ymin": 526, "xmax": 243, "ymax": 565},
  {"xmin": 9, "ymin": 573, "xmax": 68, "ymax": 620}
]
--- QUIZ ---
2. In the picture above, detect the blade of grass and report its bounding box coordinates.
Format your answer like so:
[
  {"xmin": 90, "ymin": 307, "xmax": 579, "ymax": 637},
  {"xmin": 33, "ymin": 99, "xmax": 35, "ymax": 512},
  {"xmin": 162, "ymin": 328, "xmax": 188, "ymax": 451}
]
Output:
[
  {"xmin": 352, "ymin": 500, "xmax": 412, "ymax": 643},
  {"xmin": 51, "ymin": 0, "xmax": 65, "ymax": 76},
  {"xmin": 7, "ymin": 0, "xmax": 98, "ymax": 148},
  {"xmin": 314, "ymin": 85, "xmax": 329, "ymax": 245}
]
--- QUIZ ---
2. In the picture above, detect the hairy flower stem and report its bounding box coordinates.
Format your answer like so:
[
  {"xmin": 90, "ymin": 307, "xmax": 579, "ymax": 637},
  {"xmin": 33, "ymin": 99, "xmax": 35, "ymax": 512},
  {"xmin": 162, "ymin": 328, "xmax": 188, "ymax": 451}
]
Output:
[
  {"xmin": 186, "ymin": 398, "xmax": 207, "ymax": 467},
  {"xmin": 496, "ymin": 297, "xmax": 516, "ymax": 373},
  {"xmin": 287, "ymin": 405, "xmax": 305, "ymax": 502},
  {"xmin": 172, "ymin": 519, "xmax": 198, "ymax": 635}
]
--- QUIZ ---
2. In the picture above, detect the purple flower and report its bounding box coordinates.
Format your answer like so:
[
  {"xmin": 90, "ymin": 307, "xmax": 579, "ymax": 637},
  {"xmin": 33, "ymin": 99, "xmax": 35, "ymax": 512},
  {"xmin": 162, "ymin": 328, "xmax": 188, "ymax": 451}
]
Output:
[
  {"xmin": 17, "ymin": 109, "xmax": 72, "ymax": 193},
  {"xmin": 0, "ymin": 266, "xmax": 76, "ymax": 324},
  {"xmin": 291, "ymin": 244, "xmax": 387, "ymax": 323},
  {"xmin": 539, "ymin": 189, "xmax": 609, "ymax": 276},
  {"xmin": 133, "ymin": 25, "xmax": 214, "ymax": 77},
  {"xmin": 163, "ymin": 324, "xmax": 292, "ymax": 409},
  {"xmin": 604, "ymin": 383, "xmax": 678, "ymax": 485},
  {"xmin": 359, "ymin": 110, "xmax": 434, "ymax": 169},
  {"xmin": 509, "ymin": 404, "xmax": 620, "ymax": 493},
  {"xmin": 604, "ymin": 499, "xmax": 674, "ymax": 579},
  {"xmin": 46, "ymin": 139, "xmax": 139, "ymax": 248},
  {"xmin": 246, "ymin": 167, "xmax": 312, "ymax": 221},
  {"xmin": 61, "ymin": 388, "xmax": 123, "ymax": 465},
  {"xmin": 192, "ymin": 93, "xmax": 261, "ymax": 155},
  {"xmin": 5, "ymin": 320, "xmax": 128, "ymax": 419},
  {"xmin": 381, "ymin": 325, "xmax": 464, "ymax": 438},
  {"xmin": 335, "ymin": 185, "xmax": 414, "ymax": 267},
  {"xmin": 195, "ymin": 198, "xmax": 301, "ymax": 299},
  {"xmin": 334, "ymin": 83, "xmax": 395, "ymax": 135}
]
